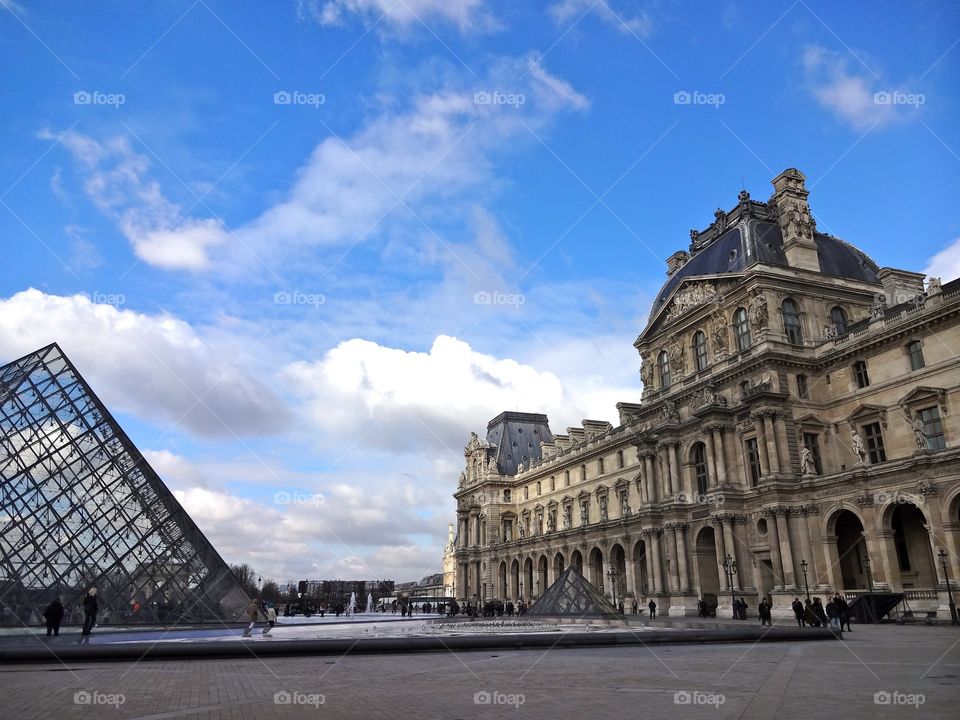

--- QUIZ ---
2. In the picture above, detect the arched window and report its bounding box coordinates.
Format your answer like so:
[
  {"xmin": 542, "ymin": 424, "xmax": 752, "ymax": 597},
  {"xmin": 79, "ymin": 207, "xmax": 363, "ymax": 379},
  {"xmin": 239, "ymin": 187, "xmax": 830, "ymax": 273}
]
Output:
[
  {"xmin": 658, "ymin": 350, "xmax": 671, "ymax": 387},
  {"xmin": 831, "ymin": 306, "xmax": 847, "ymax": 335},
  {"xmin": 692, "ymin": 443, "xmax": 709, "ymax": 496},
  {"xmin": 692, "ymin": 330, "xmax": 708, "ymax": 371},
  {"xmin": 781, "ymin": 298, "xmax": 803, "ymax": 345},
  {"xmin": 733, "ymin": 308, "xmax": 751, "ymax": 350}
]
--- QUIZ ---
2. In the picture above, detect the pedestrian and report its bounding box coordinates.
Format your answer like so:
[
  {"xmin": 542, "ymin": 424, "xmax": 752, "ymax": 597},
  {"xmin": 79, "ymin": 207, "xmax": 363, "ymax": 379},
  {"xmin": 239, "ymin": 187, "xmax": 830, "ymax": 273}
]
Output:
[
  {"xmin": 43, "ymin": 598, "xmax": 64, "ymax": 637},
  {"xmin": 759, "ymin": 599, "xmax": 772, "ymax": 626},
  {"xmin": 242, "ymin": 599, "xmax": 259, "ymax": 637},
  {"xmin": 262, "ymin": 604, "xmax": 277, "ymax": 635},
  {"xmin": 804, "ymin": 598, "xmax": 819, "ymax": 627},
  {"xmin": 632, "ymin": 600, "xmax": 638, "ymax": 615},
  {"xmin": 813, "ymin": 597, "xmax": 828, "ymax": 627},
  {"xmin": 837, "ymin": 595, "xmax": 853, "ymax": 632},
  {"xmin": 618, "ymin": 601, "xmax": 624, "ymax": 615},
  {"xmin": 792, "ymin": 598, "xmax": 805, "ymax": 627},
  {"xmin": 648, "ymin": 599, "xmax": 657, "ymax": 618},
  {"xmin": 81, "ymin": 588, "xmax": 98, "ymax": 636}
]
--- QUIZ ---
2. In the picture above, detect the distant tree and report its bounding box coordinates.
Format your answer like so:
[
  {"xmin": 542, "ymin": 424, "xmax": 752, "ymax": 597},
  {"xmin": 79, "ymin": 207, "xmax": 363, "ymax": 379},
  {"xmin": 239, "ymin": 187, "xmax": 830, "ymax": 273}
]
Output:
[
  {"xmin": 230, "ymin": 563, "xmax": 259, "ymax": 599},
  {"xmin": 260, "ymin": 580, "xmax": 282, "ymax": 604},
  {"xmin": 284, "ymin": 583, "xmax": 300, "ymax": 604}
]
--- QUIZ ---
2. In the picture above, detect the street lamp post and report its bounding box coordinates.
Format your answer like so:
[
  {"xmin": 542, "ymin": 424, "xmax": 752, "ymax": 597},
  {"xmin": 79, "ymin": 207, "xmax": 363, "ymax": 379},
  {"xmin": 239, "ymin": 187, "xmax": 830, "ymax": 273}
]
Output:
[
  {"xmin": 519, "ymin": 581, "xmax": 523, "ymax": 603},
  {"xmin": 864, "ymin": 555, "xmax": 876, "ymax": 624},
  {"xmin": 721, "ymin": 554, "xmax": 738, "ymax": 620},
  {"xmin": 937, "ymin": 548, "xmax": 959, "ymax": 625},
  {"xmin": 606, "ymin": 569, "xmax": 620, "ymax": 609},
  {"xmin": 800, "ymin": 559, "xmax": 810, "ymax": 602}
]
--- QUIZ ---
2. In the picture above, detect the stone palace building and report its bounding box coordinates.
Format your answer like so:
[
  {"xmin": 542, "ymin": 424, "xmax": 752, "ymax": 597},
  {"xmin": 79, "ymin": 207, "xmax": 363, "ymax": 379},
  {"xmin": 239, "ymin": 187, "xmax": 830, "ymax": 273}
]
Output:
[{"xmin": 452, "ymin": 168, "xmax": 960, "ymax": 617}]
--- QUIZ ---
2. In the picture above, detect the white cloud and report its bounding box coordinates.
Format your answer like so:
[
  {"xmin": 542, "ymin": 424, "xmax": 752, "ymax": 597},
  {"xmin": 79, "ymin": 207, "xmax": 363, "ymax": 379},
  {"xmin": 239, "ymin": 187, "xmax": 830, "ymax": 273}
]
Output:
[
  {"xmin": 923, "ymin": 237, "xmax": 960, "ymax": 283},
  {"xmin": 549, "ymin": 0, "xmax": 653, "ymax": 37},
  {"xmin": 41, "ymin": 130, "xmax": 227, "ymax": 270},
  {"xmin": 801, "ymin": 45, "xmax": 920, "ymax": 131},
  {"xmin": 48, "ymin": 56, "xmax": 586, "ymax": 276},
  {"xmin": 0, "ymin": 289, "xmax": 290, "ymax": 438},
  {"xmin": 298, "ymin": 0, "xmax": 494, "ymax": 33}
]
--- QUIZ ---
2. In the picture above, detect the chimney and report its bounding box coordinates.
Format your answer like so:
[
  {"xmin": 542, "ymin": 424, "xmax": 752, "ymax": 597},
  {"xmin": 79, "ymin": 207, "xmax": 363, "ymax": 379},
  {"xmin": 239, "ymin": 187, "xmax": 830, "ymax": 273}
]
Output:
[
  {"xmin": 877, "ymin": 268, "xmax": 926, "ymax": 307},
  {"xmin": 666, "ymin": 250, "xmax": 689, "ymax": 276},
  {"xmin": 770, "ymin": 168, "xmax": 821, "ymax": 272}
]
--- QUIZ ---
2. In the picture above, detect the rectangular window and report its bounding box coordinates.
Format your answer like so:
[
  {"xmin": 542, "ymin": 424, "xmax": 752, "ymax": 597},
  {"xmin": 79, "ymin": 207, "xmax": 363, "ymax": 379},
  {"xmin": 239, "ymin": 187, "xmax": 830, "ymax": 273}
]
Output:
[
  {"xmin": 802, "ymin": 432, "xmax": 823, "ymax": 474},
  {"xmin": 863, "ymin": 422, "xmax": 886, "ymax": 463},
  {"xmin": 745, "ymin": 438, "xmax": 762, "ymax": 487},
  {"xmin": 796, "ymin": 374, "xmax": 809, "ymax": 399},
  {"xmin": 598, "ymin": 457, "xmax": 604, "ymax": 475},
  {"xmin": 908, "ymin": 341, "xmax": 925, "ymax": 371},
  {"xmin": 524, "ymin": 486, "xmax": 529, "ymax": 500},
  {"xmin": 617, "ymin": 450, "xmax": 624, "ymax": 468},
  {"xmin": 853, "ymin": 361, "xmax": 870, "ymax": 388},
  {"xmin": 918, "ymin": 406, "xmax": 946, "ymax": 450},
  {"xmin": 565, "ymin": 471, "xmax": 570, "ymax": 486},
  {"xmin": 503, "ymin": 489, "xmax": 511, "ymax": 502},
  {"xmin": 550, "ymin": 476, "xmax": 555, "ymax": 491}
]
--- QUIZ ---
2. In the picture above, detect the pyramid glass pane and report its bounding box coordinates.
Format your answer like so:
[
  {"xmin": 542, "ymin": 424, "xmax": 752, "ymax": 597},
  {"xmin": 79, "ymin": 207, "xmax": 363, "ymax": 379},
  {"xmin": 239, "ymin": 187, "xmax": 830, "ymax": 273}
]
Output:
[
  {"xmin": 0, "ymin": 343, "xmax": 251, "ymax": 626},
  {"xmin": 526, "ymin": 567, "xmax": 623, "ymax": 619}
]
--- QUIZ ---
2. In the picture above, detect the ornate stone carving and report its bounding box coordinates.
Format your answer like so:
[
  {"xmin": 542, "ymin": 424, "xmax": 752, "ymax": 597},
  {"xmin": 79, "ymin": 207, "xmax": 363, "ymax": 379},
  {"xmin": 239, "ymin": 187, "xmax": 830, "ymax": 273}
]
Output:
[
  {"xmin": 800, "ymin": 445, "xmax": 818, "ymax": 476},
  {"xmin": 640, "ymin": 351, "xmax": 654, "ymax": 388},
  {"xmin": 854, "ymin": 494, "xmax": 874, "ymax": 507},
  {"xmin": 709, "ymin": 310, "xmax": 729, "ymax": 359},
  {"xmin": 748, "ymin": 289, "xmax": 769, "ymax": 331},
  {"xmin": 660, "ymin": 399, "xmax": 679, "ymax": 423},
  {"xmin": 850, "ymin": 430, "xmax": 867, "ymax": 465},
  {"xmin": 918, "ymin": 480, "xmax": 939, "ymax": 497},
  {"xmin": 713, "ymin": 208, "xmax": 728, "ymax": 234},
  {"xmin": 598, "ymin": 495, "xmax": 608, "ymax": 522},
  {"xmin": 663, "ymin": 281, "xmax": 721, "ymax": 324},
  {"xmin": 668, "ymin": 337, "xmax": 686, "ymax": 375}
]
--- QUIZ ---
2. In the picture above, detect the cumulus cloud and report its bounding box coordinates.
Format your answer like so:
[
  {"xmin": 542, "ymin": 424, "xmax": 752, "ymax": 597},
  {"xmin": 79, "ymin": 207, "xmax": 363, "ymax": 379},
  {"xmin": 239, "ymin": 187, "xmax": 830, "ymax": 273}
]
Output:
[
  {"xmin": 0, "ymin": 289, "xmax": 290, "ymax": 438},
  {"xmin": 549, "ymin": 0, "xmax": 653, "ymax": 37},
  {"xmin": 297, "ymin": 0, "xmax": 494, "ymax": 32},
  {"xmin": 924, "ymin": 237, "xmax": 960, "ymax": 283},
  {"xmin": 40, "ymin": 130, "xmax": 227, "ymax": 270},
  {"xmin": 802, "ymin": 45, "xmax": 923, "ymax": 131}
]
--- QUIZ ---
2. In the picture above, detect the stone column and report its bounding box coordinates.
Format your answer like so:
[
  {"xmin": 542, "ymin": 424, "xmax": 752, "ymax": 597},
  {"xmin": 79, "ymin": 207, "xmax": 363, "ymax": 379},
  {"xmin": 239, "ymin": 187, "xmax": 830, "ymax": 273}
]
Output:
[
  {"xmin": 669, "ymin": 444, "xmax": 682, "ymax": 497},
  {"xmin": 877, "ymin": 529, "xmax": 901, "ymax": 589},
  {"xmin": 712, "ymin": 428, "xmax": 727, "ymax": 484},
  {"xmin": 767, "ymin": 510, "xmax": 784, "ymax": 590},
  {"xmin": 624, "ymin": 546, "xmax": 637, "ymax": 599},
  {"xmin": 650, "ymin": 530, "xmax": 664, "ymax": 594},
  {"xmin": 763, "ymin": 413, "xmax": 781, "ymax": 475},
  {"xmin": 822, "ymin": 535, "xmax": 841, "ymax": 591},
  {"xmin": 657, "ymin": 449, "xmax": 672, "ymax": 496},
  {"xmin": 753, "ymin": 416, "xmax": 770, "ymax": 475},
  {"xmin": 636, "ymin": 460, "xmax": 647, "ymax": 504},
  {"xmin": 775, "ymin": 508, "xmax": 795, "ymax": 588},
  {"xmin": 644, "ymin": 454, "xmax": 657, "ymax": 502},
  {"xmin": 704, "ymin": 430, "xmax": 719, "ymax": 489},
  {"xmin": 802, "ymin": 506, "xmax": 822, "ymax": 587},
  {"xmin": 713, "ymin": 518, "xmax": 728, "ymax": 591},
  {"xmin": 642, "ymin": 538, "xmax": 655, "ymax": 596},
  {"xmin": 674, "ymin": 524, "xmax": 690, "ymax": 593},
  {"xmin": 859, "ymin": 500, "xmax": 890, "ymax": 587}
]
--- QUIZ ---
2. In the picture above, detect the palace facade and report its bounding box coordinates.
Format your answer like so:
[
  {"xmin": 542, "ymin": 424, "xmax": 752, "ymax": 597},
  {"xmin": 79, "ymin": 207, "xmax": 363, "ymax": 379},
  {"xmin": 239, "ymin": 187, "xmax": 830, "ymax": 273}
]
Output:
[{"xmin": 452, "ymin": 168, "xmax": 960, "ymax": 617}]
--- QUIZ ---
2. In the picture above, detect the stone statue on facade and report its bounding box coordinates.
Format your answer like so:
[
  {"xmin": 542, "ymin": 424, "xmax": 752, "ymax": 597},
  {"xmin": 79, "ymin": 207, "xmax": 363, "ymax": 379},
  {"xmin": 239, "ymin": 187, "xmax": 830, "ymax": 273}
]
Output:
[
  {"xmin": 563, "ymin": 505, "xmax": 572, "ymax": 530},
  {"xmin": 928, "ymin": 277, "xmax": 942, "ymax": 295},
  {"xmin": 906, "ymin": 413, "xmax": 929, "ymax": 450},
  {"xmin": 661, "ymin": 399, "xmax": 679, "ymax": 423},
  {"xmin": 620, "ymin": 493, "xmax": 630, "ymax": 517},
  {"xmin": 851, "ymin": 430, "xmax": 867, "ymax": 465},
  {"xmin": 598, "ymin": 495, "xmax": 608, "ymax": 522},
  {"xmin": 518, "ymin": 520, "xmax": 526, "ymax": 538},
  {"xmin": 710, "ymin": 311, "xmax": 728, "ymax": 358},
  {"xmin": 668, "ymin": 338, "xmax": 686, "ymax": 375},
  {"xmin": 580, "ymin": 502, "xmax": 589, "ymax": 525},
  {"xmin": 748, "ymin": 290, "xmax": 768, "ymax": 331},
  {"xmin": 640, "ymin": 352, "xmax": 654, "ymax": 387},
  {"xmin": 800, "ymin": 446, "xmax": 817, "ymax": 476}
]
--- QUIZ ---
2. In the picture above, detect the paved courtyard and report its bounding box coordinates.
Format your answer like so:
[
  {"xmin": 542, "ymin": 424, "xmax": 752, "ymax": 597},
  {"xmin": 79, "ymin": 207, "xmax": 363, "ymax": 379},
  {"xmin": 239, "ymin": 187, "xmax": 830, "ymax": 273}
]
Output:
[{"xmin": 0, "ymin": 624, "xmax": 956, "ymax": 719}]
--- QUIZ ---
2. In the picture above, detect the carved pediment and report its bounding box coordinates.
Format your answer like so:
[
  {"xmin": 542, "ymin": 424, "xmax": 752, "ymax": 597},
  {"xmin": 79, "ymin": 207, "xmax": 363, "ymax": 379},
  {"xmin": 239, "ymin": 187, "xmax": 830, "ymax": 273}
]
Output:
[
  {"xmin": 898, "ymin": 386, "xmax": 948, "ymax": 413},
  {"xmin": 847, "ymin": 403, "xmax": 888, "ymax": 428},
  {"xmin": 662, "ymin": 280, "xmax": 725, "ymax": 324}
]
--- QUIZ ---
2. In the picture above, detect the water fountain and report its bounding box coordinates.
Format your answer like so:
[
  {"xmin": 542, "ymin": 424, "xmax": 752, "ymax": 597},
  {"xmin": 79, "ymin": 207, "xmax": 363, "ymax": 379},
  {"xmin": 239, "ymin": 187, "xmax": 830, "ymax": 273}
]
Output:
[
  {"xmin": 366, "ymin": 592, "xmax": 373, "ymax": 614},
  {"xmin": 347, "ymin": 592, "xmax": 357, "ymax": 617}
]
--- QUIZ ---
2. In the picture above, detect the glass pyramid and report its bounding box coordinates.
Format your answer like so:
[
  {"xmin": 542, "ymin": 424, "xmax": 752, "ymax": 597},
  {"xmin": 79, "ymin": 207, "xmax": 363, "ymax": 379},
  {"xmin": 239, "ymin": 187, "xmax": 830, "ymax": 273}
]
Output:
[
  {"xmin": 526, "ymin": 567, "xmax": 624, "ymax": 619},
  {"xmin": 0, "ymin": 343, "xmax": 251, "ymax": 627}
]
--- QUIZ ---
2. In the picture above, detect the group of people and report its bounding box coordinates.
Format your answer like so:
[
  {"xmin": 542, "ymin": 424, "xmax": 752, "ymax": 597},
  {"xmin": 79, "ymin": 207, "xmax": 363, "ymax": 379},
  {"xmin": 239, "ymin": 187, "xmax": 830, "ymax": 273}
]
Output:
[
  {"xmin": 41, "ymin": 587, "xmax": 98, "ymax": 638},
  {"xmin": 792, "ymin": 594, "xmax": 852, "ymax": 630},
  {"xmin": 243, "ymin": 599, "xmax": 277, "ymax": 636}
]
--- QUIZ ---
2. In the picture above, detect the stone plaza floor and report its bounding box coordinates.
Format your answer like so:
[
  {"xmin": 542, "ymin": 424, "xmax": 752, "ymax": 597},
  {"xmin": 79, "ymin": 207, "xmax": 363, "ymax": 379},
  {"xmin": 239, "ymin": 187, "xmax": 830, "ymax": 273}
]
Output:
[{"xmin": 0, "ymin": 623, "xmax": 956, "ymax": 719}]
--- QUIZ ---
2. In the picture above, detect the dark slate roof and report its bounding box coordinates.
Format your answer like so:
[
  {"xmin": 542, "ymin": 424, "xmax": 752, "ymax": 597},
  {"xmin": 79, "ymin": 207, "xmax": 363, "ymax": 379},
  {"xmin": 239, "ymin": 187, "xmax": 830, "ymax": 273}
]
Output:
[
  {"xmin": 649, "ymin": 218, "xmax": 881, "ymax": 320},
  {"xmin": 486, "ymin": 411, "xmax": 553, "ymax": 476}
]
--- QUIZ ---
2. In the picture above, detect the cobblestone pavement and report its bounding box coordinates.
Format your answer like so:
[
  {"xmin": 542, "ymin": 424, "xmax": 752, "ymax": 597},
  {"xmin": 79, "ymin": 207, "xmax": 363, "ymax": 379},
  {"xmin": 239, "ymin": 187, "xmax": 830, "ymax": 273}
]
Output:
[{"xmin": 0, "ymin": 625, "xmax": 956, "ymax": 719}]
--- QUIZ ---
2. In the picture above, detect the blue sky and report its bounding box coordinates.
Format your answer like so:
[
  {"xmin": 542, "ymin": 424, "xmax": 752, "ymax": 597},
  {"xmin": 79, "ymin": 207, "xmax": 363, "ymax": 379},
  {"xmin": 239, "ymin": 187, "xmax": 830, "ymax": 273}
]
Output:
[{"xmin": 1, "ymin": 0, "xmax": 958, "ymax": 583}]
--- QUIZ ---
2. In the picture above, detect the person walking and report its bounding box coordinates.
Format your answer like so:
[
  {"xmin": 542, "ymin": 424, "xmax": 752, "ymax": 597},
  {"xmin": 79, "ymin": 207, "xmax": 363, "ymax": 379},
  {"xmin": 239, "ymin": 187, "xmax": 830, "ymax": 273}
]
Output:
[
  {"xmin": 758, "ymin": 599, "xmax": 772, "ymax": 626},
  {"xmin": 43, "ymin": 598, "xmax": 64, "ymax": 637},
  {"xmin": 242, "ymin": 599, "xmax": 259, "ymax": 637},
  {"xmin": 81, "ymin": 588, "xmax": 98, "ymax": 636},
  {"xmin": 792, "ymin": 598, "xmax": 805, "ymax": 627},
  {"xmin": 826, "ymin": 598, "xmax": 840, "ymax": 629},
  {"xmin": 813, "ymin": 597, "xmax": 828, "ymax": 627},
  {"xmin": 648, "ymin": 599, "xmax": 657, "ymax": 618},
  {"xmin": 837, "ymin": 595, "xmax": 853, "ymax": 632},
  {"xmin": 632, "ymin": 600, "xmax": 638, "ymax": 615},
  {"xmin": 262, "ymin": 604, "xmax": 277, "ymax": 635}
]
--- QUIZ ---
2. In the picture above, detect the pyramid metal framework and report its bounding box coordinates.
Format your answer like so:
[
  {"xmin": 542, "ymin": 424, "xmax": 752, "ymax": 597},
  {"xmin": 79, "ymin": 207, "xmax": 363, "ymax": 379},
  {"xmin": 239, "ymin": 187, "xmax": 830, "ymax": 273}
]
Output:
[
  {"xmin": 526, "ymin": 566, "xmax": 624, "ymax": 619},
  {"xmin": 0, "ymin": 343, "xmax": 252, "ymax": 626}
]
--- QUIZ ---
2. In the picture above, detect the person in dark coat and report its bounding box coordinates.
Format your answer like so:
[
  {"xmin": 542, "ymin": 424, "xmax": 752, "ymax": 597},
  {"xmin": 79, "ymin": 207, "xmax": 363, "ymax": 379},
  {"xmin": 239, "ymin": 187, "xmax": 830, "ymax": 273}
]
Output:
[
  {"xmin": 836, "ymin": 594, "xmax": 853, "ymax": 632},
  {"xmin": 81, "ymin": 588, "xmax": 98, "ymax": 635},
  {"xmin": 758, "ymin": 599, "xmax": 772, "ymax": 626},
  {"xmin": 792, "ymin": 598, "xmax": 805, "ymax": 627},
  {"xmin": 804, "ymin": 598, "xmax": 820, "ymax": 626},
  {"xmin": 648, "ymin": 599, "xmax": 657, "ymax": 618},
  {"xmin": 813, "ymin": 597, "xmax": 828, "ymax": 627},
  {"xmin": 44, "ymin": 598, "xmax": 64, "ymax": 637}
]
